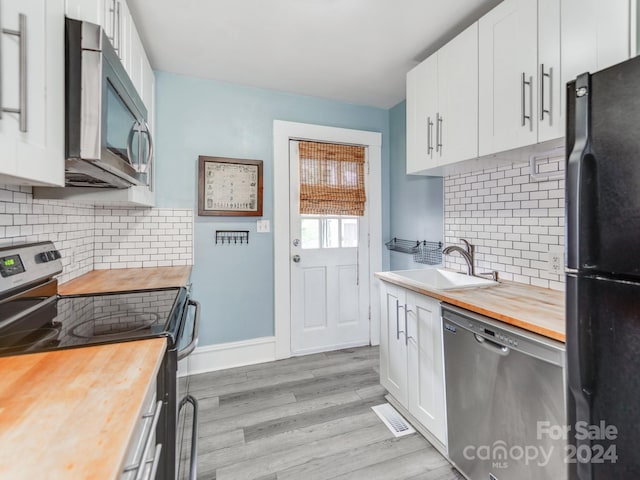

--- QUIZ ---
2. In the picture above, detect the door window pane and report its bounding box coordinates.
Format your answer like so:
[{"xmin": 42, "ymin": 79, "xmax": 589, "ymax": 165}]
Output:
[
  {"xmin": 323, "ymin": 218, "xmax": 340, "ymax": 248},
  {"xmin": 341, "ymin": 218, "xmax": 358, "ymax": 247},
  {"xmin": 301, "ymin": 218, "xmax": 320, "ymax": 249}
]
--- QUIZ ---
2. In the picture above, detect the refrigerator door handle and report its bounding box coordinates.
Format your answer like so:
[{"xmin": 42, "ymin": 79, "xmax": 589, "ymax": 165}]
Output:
[
  {"xmin": 566, "ymin": 275, "xmax": 594, "ymax": 480},
  {"xmin": 566, "ymin": 73, "xmax": 592, "ymax": 270}
]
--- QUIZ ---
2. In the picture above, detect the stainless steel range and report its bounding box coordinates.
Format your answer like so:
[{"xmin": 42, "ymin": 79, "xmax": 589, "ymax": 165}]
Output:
[{"xmin": 0, "ymin": 241, "xmax": 199, "ymax": 480}]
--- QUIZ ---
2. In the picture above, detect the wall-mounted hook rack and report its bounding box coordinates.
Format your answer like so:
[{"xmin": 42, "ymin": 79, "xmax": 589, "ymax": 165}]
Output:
[{"xmin": 215, "ymin": 230, "xmax": 249, "ymax": 245}]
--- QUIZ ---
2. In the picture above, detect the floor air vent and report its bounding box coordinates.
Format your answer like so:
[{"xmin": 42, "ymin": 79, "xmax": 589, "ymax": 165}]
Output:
[{"xmin": 372, "ymin": 403, "xmax": 416, "ymax": 437}]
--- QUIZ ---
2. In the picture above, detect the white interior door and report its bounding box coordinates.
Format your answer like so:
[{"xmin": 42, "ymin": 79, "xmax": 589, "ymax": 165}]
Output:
[{"xmin": 289, "ymin": 140, "xmax": 370, "ymax": 355}]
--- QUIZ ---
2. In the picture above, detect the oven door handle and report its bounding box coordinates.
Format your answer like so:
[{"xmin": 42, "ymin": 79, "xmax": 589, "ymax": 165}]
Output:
[
  {"xmin": 0, "ymin": 294, "xmax": 57, "ymax": 330},
  {"xmin": 177, "ymin": 299, "xmax": 200, "ymax": 361},
  {"xmin": 178, "ymin": 394, "xmax": 199, "ymax": 480}
]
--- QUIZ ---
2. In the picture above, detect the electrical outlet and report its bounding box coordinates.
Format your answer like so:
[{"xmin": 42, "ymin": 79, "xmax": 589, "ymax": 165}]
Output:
[
  {"xmin": 256, "ymin": 219, "xmax": 270, "ymax": 233},
  {"xmin": 547, "ymin": 246, "xmax": 564, "ymax": 274}
]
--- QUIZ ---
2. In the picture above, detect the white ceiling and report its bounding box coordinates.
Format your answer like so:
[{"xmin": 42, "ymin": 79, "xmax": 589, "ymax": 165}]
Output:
[{"xmin": 128, "ymin": 0, "xmax": 502, "ymax": 109}]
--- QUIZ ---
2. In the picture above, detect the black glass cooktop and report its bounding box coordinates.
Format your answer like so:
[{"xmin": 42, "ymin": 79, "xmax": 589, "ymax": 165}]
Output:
[{"xmin": 0, "ymin": 288, "xmax": 186, "ymax": 356}]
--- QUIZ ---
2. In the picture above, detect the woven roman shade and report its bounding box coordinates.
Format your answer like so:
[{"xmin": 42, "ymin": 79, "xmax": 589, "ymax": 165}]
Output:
[{"xmin": 298, "ymin": 141, "xmax": 366, "ymax": 216}]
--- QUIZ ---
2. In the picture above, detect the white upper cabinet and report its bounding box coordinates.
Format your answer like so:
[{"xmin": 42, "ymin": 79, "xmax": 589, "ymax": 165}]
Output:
[
  {"xmin": 406, "ymin": 22, "xmax": 478, "ymax": 174},
  {"xmin": 561, "ymin": 0, "xmax": 632, "ymax": 115},
  {"xmin": 0, "ymin": 0, "xmax": 65, "ymax": 187},
  {"xmin": 537, "ymin": 0, "xmax": 562, "ymax": 142},
  {"xmin": 406, "ymin": 55, "xmax": 437, "ymax": 174},
  {"xmin": 478, "ymin": 0, "xmax": 538, "ymax": 156},
  {"xmin": 141, "ymin": 55, "xmax": 156, "ymax": 135},
  {"xmin": 437, "ymin": 22, "xmax": 479, "ymax": 167},
  {"xmin": 67, "ymin": 0, "xmax": 150, "ymax": 100},
  {"xmin": 65, "ymin": 0, "xmax": 104, "ymax": 26},
  {"xmin": 405, "ymin": 0, "xmax": 637, "ymax": 176}
]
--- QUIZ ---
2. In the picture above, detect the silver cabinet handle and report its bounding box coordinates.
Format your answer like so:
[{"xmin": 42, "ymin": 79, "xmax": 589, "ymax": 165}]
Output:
[
  {"xmin": 116, "ymin": 0, "xmax": 121, "ymax": 56},
  {"xmin": 1, "ymin": 12, "xmax": 27, "ymax": 131},
  {"xmin": 135, "ymin": 400, "xmax": 162, "ymax": 480},
  {"xmin": 404, "ymin": 307, "xmax": 416, "ymax": 345},
  {"xmin": 404, "ymin": 306, "xmax": 410, "ymax": 345},
  {"xmin": 395, "ymin": 299, "xmax": 400, "ymax": 339},
  {"xmin": 540, "ymin": 64, "xmax": 552, "ymax": 123},
  {"xmin": 521, "ymin": 72, "xmax": 532, "ymax": 129},
  {"xmin": 109, "ymin": 0, "xmax": 118, "ymax": 52},
  {"xmin": 146, "ymin": 443, "xmax": 162, "ymax": 480},
  {"xmin": 435, "ymin": 113, "xmax": 443, "ymax": 153},
  {"xmin": 426, "ymin": 116, "xmax": 433, "ymax": 155},
  {"xmin": 0, "ymin": 3, "xmax": 3, "ymax": 120},
  {"xmin": 124, "ymin": 399, "xmax": 163, "ymax": 479},
  {"xmin": 395, "ymin": 299, "xmax": 405, "ymax": 339}
]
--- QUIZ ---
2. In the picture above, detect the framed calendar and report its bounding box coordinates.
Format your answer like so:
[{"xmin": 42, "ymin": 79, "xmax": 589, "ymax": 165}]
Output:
[{"xmin": 197, "ymin": 156, "xmax": 263, "ymax": 216}]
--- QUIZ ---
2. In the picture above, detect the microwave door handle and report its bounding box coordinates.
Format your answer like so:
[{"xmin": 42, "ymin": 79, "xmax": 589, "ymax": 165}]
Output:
[
  {"xmin": 126, "ymin": 120, "xmax": 139, "ymax": 169},
  {"xmin": 142, "ymin": 121, "xmax": 153, "ymax": 174},
  {"xmin": 138, "ymin": 122, "xmax": 153, "ymax": 175}
]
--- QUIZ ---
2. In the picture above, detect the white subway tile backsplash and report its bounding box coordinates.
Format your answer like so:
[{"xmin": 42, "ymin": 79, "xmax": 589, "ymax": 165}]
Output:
[
  {"xmin": 444, "ymin": 155, "xmax": 565, "ymax": 291},
  {"xmin": 0, "ymin": 185, "xmax": 194, "ymax": 284}
]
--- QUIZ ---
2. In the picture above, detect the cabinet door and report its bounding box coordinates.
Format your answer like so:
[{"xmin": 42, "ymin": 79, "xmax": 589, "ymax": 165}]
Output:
[
  {"xmin": 379, "ymin": 282, "xmax": 408, "ymax": 407},
  {"xmin": 406, "ymin": 54, "xmax": 437, "ymax": 174},
  {"xmin": 537, "ymin": 0, "xmax": 563, "ymax": 142},
  {"xmin": 141, "ymin": 55, "xmax": 155, "ymax": 134},
  {"xmin": 65, "ymin": 0, "xmax": 104, "ymax": 24},
  {"xmin": 437, "ymin": 22, "xmax": 478, "ymax": 166},
  {"xmin": 128, "ymin": 24, "xmax": 144, "ymax": 97},
  {"xmin": 479, "ymin": 0, "xmax": 538, "ymax": 156},
  {"xmin": 103, "ymin": 0, "xmax": 117, "ymax": 50},
  {"xmin": 103, "ymin": 0, "xmax": 128, "ymax": 62},
  {"xmin": 407, "ymin": 292, "xmax": 447, "ymax": 446},
  {"xmin": 561, "ymin": 0, "xmax": 630, "ymax": 116},
  {"xmin": 0, "ymin": 0, "xmax": 64, "ymax": 186},
  {"xmin": 117, "ymin": 0, "xmax": 131, "ymax": 68}
]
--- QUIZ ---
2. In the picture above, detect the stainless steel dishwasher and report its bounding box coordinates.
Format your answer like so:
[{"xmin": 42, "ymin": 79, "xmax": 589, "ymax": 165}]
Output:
[{"xmin": 442, "ymin": 304, "xmax": 566, "ymax": 480}]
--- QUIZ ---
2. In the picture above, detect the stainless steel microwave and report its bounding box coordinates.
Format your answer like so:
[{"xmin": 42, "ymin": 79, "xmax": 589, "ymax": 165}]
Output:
[{"xmin": 65, "ymin": 17, "xmax": 152, "ymax": 188}]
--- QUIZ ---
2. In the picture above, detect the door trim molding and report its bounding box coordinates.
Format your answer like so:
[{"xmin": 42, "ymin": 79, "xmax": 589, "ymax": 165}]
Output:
[{"xmin": 273, "ymin": 120, "xmax": 382, "ymax": 360}]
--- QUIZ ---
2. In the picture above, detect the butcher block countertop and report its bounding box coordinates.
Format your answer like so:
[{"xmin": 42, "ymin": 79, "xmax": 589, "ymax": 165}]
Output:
[
  {"xmin": 376, "ymin": 271, "xmax": 565, "ymax": 342},
  {"xmin": 0, "ymin": 338, "xmax": 166, "ymax": 480},
  {"xmin": 58, "ymin": 266, "xmax": 192, "ymax": 295}
]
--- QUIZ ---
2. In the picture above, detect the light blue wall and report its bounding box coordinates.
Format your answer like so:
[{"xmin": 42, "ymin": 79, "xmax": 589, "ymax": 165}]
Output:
[
  {"xmin": 155, "ymin": 72, "xmax": 390, "ymax": 346},
  {"xmin": 388, "ymin": 101, "xmax": 444, "ymax": 270}
]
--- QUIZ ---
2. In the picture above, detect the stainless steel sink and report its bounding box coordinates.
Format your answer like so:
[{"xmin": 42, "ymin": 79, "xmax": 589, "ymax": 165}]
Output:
[{"xmin": 389, "ymin": 268, "xmax": 498, "ymax": 290}]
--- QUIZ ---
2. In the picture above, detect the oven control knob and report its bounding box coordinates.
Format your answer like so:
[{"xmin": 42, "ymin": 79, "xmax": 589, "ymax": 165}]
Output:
[{"xmin": 39, "ymin": 250, "xmax": 62, "ymax": 262}]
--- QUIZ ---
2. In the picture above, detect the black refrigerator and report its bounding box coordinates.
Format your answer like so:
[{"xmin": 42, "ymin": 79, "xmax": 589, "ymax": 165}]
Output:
[{"xmin": 566, "ymin": 55, "xmax": 640, "ymax": 480}]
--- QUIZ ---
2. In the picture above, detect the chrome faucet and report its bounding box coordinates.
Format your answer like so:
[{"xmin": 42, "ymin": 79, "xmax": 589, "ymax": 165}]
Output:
[{"xmin": 442, "ymin": 239, "xmax": 475, "ymax": 276}]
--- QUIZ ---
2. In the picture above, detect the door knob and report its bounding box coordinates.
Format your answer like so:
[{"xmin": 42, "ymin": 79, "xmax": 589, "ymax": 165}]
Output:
[
  {"xmin": 292, "ymin": 239, "xmax": 300, "ymax": 247},
  {"xmin": 292, "ymin": 255, "xmax": 301, "ymax": 263}
]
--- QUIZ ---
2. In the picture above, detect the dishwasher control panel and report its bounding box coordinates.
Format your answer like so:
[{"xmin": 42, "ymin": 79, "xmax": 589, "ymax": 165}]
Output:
[{"xmin": 441, "ymin": 303, "xmax": 565, "ymax": 367}]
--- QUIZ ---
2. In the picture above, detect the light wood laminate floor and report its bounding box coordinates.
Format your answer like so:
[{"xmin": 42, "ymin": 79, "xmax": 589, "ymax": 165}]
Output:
[{"xmin": 181, "ymin": 346, "xmax": 463, "ymax": 480}]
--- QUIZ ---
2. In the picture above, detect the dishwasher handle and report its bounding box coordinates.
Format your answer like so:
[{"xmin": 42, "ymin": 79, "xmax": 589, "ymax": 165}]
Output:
[{"xmin": 474, "ymin": 334, "xmax": 510, "ymax": 356}]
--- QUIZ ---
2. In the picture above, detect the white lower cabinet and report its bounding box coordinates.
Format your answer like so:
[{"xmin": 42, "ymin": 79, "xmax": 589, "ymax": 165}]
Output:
[
  {"xmin": 405, "ymin": 290, "xmax": 447, "ymax": 446},
  {"xmin": 380, "ymin": 282, "xmax": 408, "ymax": 406},
  {"xmin": 379, "ymin": 281, "xmax": 447, "ymax": 448}
]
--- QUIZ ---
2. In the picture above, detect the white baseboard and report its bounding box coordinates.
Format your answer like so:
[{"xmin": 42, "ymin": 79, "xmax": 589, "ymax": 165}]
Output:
[
  {"xmin": 179, "ymin": 336, "xmax": 277, "ymax": 377},
  {"xmin": 290, "ymin": 339, "xmax": 370, "ymax": 357}
]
